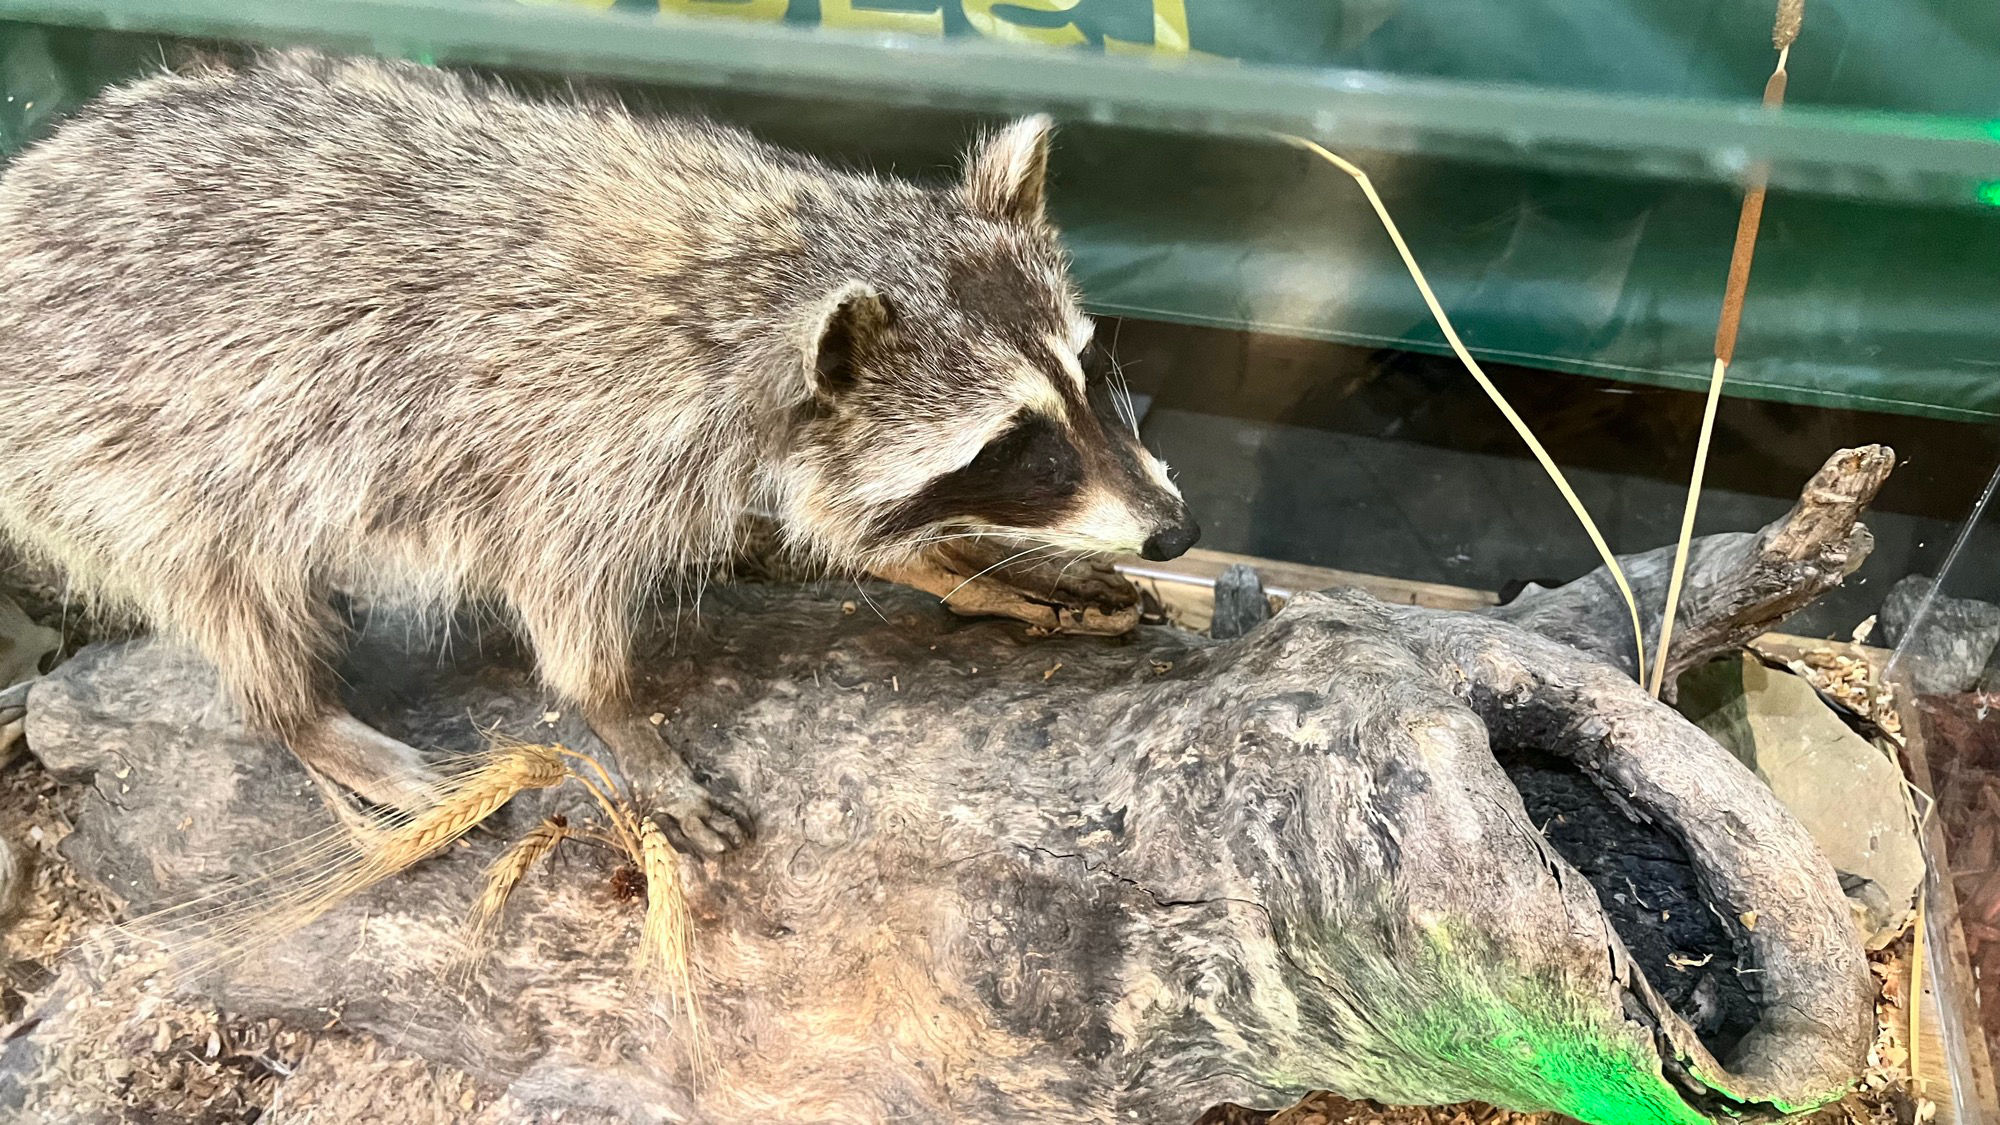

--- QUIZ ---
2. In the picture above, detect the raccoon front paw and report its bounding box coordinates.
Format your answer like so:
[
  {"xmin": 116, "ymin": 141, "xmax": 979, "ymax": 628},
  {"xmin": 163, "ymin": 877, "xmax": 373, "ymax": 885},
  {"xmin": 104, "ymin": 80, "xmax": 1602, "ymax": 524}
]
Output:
[
  {"xmin": 656, "ymin": 778, "xmax": 750, "ymax": 857},
  {"xmin": 872, "ymin": 539, "xmax": 1142, "ymax": 636},
  {"xmin": 582, "ymin": 706, "xmax": 750, "ymax": 855},
  {"xmin": 0, "ymin": 679, "xmax": 29, "ymax": 760}
]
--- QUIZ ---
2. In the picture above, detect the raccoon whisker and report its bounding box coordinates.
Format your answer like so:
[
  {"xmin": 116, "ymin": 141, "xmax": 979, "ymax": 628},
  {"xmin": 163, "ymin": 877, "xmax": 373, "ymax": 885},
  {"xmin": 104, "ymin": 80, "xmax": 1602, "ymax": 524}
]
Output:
[
  {"xmin": 1104, "ymin": 348, "xmax": 1141, "ymax": 436},
  {"xmin": 902, "ymin": 530, "xmax": 997, "ymax": 548},
  {"xmin": 849, "ymin": 578, "xmax": 891, "ymax": 623},
  {"xmin": 1114, "ymin": 383, "xmax": 1138, "ymax": 436},
  {"xmin": 1044, "ymin": 559, "xmax": 1086, "ymax": 599},
  {"xmin": 937, "ymin": 543, "xmax": 1064, "ymax": 605},
  {"xmin": 1049, "ymin": 549, "xmax": 1099, "ymax": 593}
]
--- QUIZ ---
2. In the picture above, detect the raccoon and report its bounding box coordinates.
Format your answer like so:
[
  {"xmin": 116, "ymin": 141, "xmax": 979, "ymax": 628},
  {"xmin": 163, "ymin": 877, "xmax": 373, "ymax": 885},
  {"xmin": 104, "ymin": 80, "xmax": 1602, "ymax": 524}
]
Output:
[{"xmin": 0, "ymin": 52, "xmax": 1197, "ymax": 852}]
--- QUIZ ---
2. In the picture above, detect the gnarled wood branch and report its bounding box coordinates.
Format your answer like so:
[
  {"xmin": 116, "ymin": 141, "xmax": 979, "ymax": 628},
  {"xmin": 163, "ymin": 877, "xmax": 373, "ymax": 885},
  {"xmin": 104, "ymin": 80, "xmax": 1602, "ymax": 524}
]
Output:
[{"xmin": 1492, "ymin": 445, "xmax": 1894, "ymax": 695}]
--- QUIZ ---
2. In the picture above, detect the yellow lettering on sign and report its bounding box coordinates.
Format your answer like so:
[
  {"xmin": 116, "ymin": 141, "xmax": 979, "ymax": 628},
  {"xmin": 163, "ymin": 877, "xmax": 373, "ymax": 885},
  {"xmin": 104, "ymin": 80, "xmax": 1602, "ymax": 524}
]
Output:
[
  {"xmin": 1104, "ymin": 0, "xmax": 1190, "ymax": 54},
  {"xmin": 963, "ymin": 0, "xmax": 1086, "ymax": 47},
  {"xmin": 822, "ymin": 0, "xmax": 946, "ymax": 34},
  {"xmin": 659, "ymin": 0, "xmax": 788, "ymax": 18},
  {"xmin": 656, "ymin": 0, "xmax": 780, "ymax": 17}
]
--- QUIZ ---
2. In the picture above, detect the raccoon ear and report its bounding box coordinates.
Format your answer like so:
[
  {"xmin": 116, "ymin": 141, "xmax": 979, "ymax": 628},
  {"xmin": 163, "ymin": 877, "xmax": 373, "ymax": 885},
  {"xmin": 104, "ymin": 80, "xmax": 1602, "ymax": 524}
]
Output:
[
  {"xmin": 963, "ymin": 114, "xmax": 1052, "ymax": 225},
  {"xmin": 804, "ymin": 282, "xmax": 896, "ymax": 400}
]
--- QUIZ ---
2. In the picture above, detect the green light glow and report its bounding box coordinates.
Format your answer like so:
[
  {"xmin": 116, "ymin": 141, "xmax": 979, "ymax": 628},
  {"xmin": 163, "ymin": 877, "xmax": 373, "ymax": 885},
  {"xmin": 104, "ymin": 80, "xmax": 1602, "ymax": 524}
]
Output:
[
  {"xmin": 1388, "ymin": 981, "xmax": 1710, "ymax": 1125},
  {"xmin": 1977, "ymin": 181, "xmax": 2000, "ymax": 207},
  {"xmin": 1291, "ymin": 919, "xmax": 1848, "ymax": 1125}
]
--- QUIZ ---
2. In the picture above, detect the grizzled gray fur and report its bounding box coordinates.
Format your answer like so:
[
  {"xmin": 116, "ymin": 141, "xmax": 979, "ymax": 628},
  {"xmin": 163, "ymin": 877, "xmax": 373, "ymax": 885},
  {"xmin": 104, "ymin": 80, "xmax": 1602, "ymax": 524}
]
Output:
[{"xmin": 0, "ymin": 51, "xmax": 1195, "ymax": 849}]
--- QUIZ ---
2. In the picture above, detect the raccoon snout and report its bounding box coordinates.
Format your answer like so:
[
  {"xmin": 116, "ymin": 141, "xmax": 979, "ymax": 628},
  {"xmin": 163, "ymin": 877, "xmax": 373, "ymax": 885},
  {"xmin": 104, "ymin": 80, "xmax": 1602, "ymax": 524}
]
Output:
[{"xmin": 1140, "ymin": 515, "xmax": 1200, "ymax": 562}]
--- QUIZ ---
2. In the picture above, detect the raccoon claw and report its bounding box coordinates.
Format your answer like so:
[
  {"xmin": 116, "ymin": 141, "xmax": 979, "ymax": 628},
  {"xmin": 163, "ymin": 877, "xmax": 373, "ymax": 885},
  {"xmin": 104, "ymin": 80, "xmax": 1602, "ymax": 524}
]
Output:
[
  {"xmin": 658, "ymin": 783, "xmax": 750, "ymax": 856},
  {"xmin": 583, "ymin": 707, "xmax": 749, "ymax": 855}
]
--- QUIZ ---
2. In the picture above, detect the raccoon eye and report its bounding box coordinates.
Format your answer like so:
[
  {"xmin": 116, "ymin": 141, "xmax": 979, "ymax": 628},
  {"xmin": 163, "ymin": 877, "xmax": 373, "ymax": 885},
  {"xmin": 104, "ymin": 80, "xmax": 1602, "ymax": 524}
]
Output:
[
  {"xmin": 1076, "ymin": 337, "xmax": 1113, "ymax": 384},
  {"xmin": 966, "ymin": 412, "xmax": 1067, "ymax": 477},
  {"xmin": 874, "ymin": 410, "xmax": 1083, "ymax": 539}
]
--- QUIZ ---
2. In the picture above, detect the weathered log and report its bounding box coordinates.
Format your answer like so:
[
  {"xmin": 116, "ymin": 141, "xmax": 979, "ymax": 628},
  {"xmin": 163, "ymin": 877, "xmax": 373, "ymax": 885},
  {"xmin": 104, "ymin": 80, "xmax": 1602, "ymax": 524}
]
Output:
[
  {"xmin": 1492, "ymin": 445, "xmax": 1894, "ymax": 696},
  {"xmin": 14, "ymin": 574, "xmax": 1869, "ymax": 1123}
]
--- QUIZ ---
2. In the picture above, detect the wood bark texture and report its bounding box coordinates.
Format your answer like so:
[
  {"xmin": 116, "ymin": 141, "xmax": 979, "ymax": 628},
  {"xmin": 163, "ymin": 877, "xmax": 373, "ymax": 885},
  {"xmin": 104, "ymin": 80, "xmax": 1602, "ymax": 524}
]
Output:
[{"xmin": 6, "ymin": 451, "xmax": 1890, "ymax": 1124}]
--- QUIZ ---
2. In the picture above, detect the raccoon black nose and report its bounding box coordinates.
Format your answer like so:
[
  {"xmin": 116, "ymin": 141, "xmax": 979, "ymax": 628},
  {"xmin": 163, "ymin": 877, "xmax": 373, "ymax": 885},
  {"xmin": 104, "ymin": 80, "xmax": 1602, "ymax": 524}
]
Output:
[{"xmin": 1140, "ymin": 519, "xmax": 1200, "ymax": 562}]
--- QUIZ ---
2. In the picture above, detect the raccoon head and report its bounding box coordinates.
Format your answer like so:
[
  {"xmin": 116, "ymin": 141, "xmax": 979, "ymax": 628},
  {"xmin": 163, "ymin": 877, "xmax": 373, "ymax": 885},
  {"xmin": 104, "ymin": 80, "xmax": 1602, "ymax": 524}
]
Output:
[{"xmin": 778, "ymin": 116, "xmax": 1199, "ymax": 572}]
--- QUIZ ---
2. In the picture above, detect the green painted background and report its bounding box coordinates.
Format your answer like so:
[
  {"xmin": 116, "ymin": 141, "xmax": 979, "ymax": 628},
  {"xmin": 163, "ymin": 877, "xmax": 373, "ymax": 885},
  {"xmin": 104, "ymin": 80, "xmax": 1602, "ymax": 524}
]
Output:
[{"xmin": 3, "ymin": 0, "xmax": 1996, "ymax": 424}]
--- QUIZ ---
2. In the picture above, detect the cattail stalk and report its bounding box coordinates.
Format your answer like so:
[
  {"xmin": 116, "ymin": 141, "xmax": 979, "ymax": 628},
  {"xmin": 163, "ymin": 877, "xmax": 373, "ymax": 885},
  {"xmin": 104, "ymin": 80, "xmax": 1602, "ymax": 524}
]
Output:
[{"xmin": 1648, "ymin": 0, "xmax": 1800, "ymax": 697}]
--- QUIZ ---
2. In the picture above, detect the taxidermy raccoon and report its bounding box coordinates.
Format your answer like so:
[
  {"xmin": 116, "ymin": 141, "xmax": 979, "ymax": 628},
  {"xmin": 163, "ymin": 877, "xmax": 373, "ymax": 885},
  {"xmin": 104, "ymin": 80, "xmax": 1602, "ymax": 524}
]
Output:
[{"xmin": 0, "ymin": 51, "xmax": 1198, "ymax": 851}]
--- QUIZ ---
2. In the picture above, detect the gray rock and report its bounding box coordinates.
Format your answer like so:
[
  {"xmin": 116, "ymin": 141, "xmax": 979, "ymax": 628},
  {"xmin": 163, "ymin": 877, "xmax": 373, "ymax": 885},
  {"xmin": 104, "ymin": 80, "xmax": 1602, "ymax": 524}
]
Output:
[
  {"xmin": 0, "ymin": 599, "xmax": 56, "ymax": 761},
  {"xmin": 0, "ymin": 835, "xmax": 20, "ymax": 925},
  {"xmin": 1680, "ymin": 654, "xmax": 1925, "ymax": 947},
  {"xmin": 0, "ymin": 594, "xmax": 58, "ymax": 691},
  {"xmin": 1877, "ymin": 575, "xmax": 2000, "ymax": 695},
  {"xmin": 1208, "ymin": 564, "xmax": 1271, "ymax": 640}
]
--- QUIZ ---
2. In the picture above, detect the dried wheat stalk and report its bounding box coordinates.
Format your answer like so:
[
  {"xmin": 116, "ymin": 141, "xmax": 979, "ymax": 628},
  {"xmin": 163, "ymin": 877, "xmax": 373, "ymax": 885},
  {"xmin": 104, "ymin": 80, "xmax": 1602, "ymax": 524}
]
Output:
[
  {"xmin": 449, "ymin": 814, "xmax": 571, "ymax": 984},
  {"xmin": 126, "ymin": 741, "xmax": 567, "ymax": 981},
  {"xmin": 360, "ymin": 744, "xmax": 567, "ymax": 876},
  {"xmin": 129, "ymin": 734, "xmax": 715, "ymax": 1072},
  {"xmin": 637, "ymin": 816, "xmax": 708, "ymax": 1071}
]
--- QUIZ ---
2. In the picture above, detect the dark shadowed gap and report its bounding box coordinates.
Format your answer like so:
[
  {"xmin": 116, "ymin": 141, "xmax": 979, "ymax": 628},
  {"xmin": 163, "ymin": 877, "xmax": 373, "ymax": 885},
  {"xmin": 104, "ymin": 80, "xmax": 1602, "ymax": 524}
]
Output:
[{"xmin": 1495, "ymin": 747, "xmax": 1759, "ymax": 1061}]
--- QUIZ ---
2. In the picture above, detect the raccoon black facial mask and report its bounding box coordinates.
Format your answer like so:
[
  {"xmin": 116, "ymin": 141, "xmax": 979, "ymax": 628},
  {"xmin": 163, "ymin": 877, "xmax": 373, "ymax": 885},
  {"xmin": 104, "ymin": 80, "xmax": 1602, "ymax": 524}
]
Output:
[{"xmin": 878, "ymin": 412, "xmax": 1086, "ymax": 536}]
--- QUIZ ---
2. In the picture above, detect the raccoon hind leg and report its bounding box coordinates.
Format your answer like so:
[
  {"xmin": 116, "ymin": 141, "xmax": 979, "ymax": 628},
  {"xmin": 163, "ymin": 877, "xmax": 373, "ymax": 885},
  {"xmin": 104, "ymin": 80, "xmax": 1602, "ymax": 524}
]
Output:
[{"xmin": 165, "ymin": 562, "xmax": 439, "ymax": 812}]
